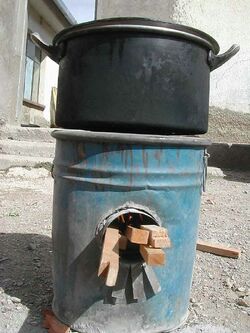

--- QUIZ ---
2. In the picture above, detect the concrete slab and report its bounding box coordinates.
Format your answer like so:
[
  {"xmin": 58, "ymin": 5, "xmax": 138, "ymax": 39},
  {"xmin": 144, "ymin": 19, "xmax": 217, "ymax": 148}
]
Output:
[
  {"xmin": 0, "ymin": 154, "xmax": 53, "ymax": 170},
  {"xmin": 0, "ymin": 125, "xmax": 54, "ymax": 143},
  {"xmin": 0, "ymin": 140, "xmax": 55, "ymax": 158}
]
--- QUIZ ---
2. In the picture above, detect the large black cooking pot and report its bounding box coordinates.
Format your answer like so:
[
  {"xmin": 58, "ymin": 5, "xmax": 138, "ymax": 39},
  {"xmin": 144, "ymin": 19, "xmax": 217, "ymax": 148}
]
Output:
[{"xmin": 32, "ymin": 18, "xmax": 239, "ymax": 134}]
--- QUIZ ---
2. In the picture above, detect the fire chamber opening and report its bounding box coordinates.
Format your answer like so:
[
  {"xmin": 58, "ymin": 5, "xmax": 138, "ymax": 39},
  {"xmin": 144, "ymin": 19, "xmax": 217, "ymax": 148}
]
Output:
[
  {"xmin": 100, "ymin": 207, "xmax": 160, "ymax": 262},
  {"xmin": 97, "ymin": 206, "xmax": 169, "ymax": 297}
]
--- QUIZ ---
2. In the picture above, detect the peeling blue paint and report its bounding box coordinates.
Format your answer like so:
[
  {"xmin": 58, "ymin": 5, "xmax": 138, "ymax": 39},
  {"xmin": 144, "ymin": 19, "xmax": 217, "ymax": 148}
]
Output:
[{"xmin": 52, "ymin": 131, "xmax": 208, "ymax": 333}]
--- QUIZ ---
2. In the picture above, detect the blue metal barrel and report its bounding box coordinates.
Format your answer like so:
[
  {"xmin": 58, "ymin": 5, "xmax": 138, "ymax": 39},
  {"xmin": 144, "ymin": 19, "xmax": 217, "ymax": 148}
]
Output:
[{"xmin": 51, "ymin": 130, "xmax": 210, "ymax": 333}]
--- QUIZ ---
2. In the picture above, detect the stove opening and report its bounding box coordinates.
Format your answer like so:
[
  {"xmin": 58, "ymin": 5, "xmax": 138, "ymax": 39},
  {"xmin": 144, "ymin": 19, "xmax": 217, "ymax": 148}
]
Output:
[{"xmin": 107, "ymin": 210, "xmax": 159, "ymax": 262}]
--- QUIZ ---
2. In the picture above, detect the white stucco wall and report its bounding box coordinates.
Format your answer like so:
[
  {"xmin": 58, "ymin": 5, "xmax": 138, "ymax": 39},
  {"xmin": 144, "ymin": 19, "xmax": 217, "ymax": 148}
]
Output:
[
  {"xmin": 0, "ymin": 0, "xmax": 28, "ymax": 125},
  {"xmin": 28, "ymin": 5, "xmax": 59, "ymax": 122},
  {"xmin": 96, "ymin": 0, "xmax": 250, "ymax": 114},
  {"xmin": 172, "ymin": 0, "xmax": 249, "ymax": 114}
]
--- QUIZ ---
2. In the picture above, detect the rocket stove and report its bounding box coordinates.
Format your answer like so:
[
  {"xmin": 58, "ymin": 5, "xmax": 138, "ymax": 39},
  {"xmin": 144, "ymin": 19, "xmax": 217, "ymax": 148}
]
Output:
[
  {"xmin": 50, "ymin": 130, "xmax": 210, "ymax": 333},
  {"xmin": 31, "ymin": 17, "xmax": 239, "ymax": 333}
]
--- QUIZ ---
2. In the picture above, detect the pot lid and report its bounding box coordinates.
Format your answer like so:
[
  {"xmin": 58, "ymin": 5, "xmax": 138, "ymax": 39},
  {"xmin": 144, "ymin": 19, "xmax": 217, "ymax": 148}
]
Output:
[{"xmin": 53, "ymin": 17, "xmax": 220, "ymax": 54}]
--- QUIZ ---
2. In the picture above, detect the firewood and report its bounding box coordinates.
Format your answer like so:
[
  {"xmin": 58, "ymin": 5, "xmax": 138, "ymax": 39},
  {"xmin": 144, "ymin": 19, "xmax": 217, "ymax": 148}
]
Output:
[
  {"xmin": 106, "ymin": 260, "xmax": 119, "ymax": 287},
  {"xmin": 126, "ymin": 226, "xmax": 149, "ymax": 244},
  {"xmin": 140, "ymin": 224, "xmax": 167, "ymax": 237},
  {"xmin": 149, "ymin": 236, "xmax": 171, "ymax": 248},
  {"xmin": 140, "ymin": 245, "xmax": 165, "ymax": 266},
  {"xmin": 141, "ymin": 224, "xmax": 170, "ymax": 248},
  {"xmin": 98, "ymin": 228, "xmax": 120, "ymax": 286},
  {"xmin": 196, "ymin": 239, "xmax": 241, "ymax": 259}
]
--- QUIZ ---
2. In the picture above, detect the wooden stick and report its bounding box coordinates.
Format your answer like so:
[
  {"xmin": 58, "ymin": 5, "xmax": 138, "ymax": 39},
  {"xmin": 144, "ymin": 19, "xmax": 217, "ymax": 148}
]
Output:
[
  {"xmin": 140, "ymin": 245, "xmax": 165, "ymax": 266},
  {"xmin": 106, "ymin": 261, "xmax": 119, "ymax": 287},
  {"xmin": 149, "ymin": 236, "xmax": 171, "ymax": 248},
  {"xmin": 196, "ymin": 239, "xmax": 241, "ymax": 259},
  {"xmin": 140, "ymin": 225, "xmax": 167, "ymax": 237},
  {"xmin": 126, "ymin": 226, "xmax": 149, "ymax": 245},
  {"xmin": 141, "ymin": 225, "xmax": 170, "ymax": 248},
  {"xmin": 98, "ymin": 228, "xmax": 120, "ymax": 286}
]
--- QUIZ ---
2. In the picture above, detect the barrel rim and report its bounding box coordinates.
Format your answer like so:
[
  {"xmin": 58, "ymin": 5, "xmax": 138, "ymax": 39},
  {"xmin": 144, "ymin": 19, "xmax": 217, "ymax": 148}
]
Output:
[
  {"xmin": 53, "ymin": 17, "xmax": 220, "ymax": 54},
  {"xmin": 51, "ymin": 129, "xmax": 211, "ymax": 147}
]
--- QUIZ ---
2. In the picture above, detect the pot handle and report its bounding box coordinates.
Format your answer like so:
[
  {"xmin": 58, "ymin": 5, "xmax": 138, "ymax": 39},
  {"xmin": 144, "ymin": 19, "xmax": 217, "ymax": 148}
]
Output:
[
  {"xmin": 31, "ymin": 33, "xmax": 63, "ymax": 63},
  {"xmin": 208, "ymin": 44, "xmax": 240, "ymax": 71}
]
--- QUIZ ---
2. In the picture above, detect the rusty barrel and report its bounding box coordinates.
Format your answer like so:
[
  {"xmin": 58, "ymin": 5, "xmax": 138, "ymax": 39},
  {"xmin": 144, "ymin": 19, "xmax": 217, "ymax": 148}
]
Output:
[{"xmin": 51, "ymin": 129, "xmax": 210, "ymax": 333}]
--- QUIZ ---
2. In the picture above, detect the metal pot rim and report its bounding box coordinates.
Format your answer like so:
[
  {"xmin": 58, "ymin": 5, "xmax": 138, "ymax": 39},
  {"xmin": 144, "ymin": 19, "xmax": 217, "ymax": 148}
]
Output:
[
  {"xmin": 51, "ymin": 129, "xmax": 211, "ymax": 147},
  {"xmin": 53, "ymin": 17, "xmax": 220, "ymax": 54}
]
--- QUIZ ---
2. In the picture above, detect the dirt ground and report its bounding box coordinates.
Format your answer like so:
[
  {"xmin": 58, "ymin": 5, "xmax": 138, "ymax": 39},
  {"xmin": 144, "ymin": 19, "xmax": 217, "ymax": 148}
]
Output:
[{"xmin": 0, "ymin": 167, "xmax": 249, "ymax": 333}]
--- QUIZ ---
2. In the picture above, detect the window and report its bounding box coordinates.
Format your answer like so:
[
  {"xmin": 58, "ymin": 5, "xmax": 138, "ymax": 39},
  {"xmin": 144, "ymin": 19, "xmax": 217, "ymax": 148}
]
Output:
[{"xmin": 23, "ymin": 33, "xmax": 41, "ymax": 102}]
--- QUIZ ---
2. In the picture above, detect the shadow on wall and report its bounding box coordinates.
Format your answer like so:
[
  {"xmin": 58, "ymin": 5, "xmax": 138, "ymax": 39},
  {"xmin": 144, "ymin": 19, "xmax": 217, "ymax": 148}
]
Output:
[{"xmin": 0, "ymin": 233, "xmax": 52, "ymax": 333}]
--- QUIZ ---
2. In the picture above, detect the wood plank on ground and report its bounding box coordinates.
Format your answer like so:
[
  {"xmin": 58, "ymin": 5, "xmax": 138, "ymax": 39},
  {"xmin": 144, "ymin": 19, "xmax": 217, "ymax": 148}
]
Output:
[{"xmin": 196, "ymin": 239, "xmax": 241, "ymax": 259}]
